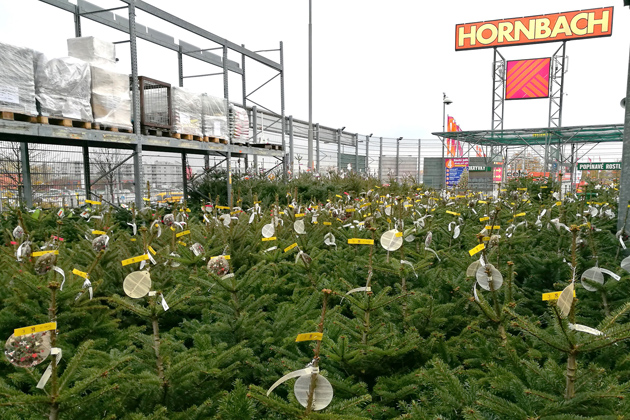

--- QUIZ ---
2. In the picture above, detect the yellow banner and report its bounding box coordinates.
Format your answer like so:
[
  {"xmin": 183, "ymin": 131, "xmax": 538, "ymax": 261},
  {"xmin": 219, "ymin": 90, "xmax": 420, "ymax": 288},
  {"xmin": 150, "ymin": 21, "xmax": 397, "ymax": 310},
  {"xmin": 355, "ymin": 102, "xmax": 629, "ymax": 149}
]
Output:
[
  {"xmin": 348, "ymin": 238, "xmax": 374, "ymax": 245},
  {"xmin": 121, "ymin": 254, "xmax": 149, "ymax": 266},
  {"xmin": 295, "ymin": 332, "xmax": 323, "ymax": 342},
  {"xmin": 542, "ymin": 290, "xmax": 576, "ymax": 301},
  {"xmin": 32, "ymin": 250, "xmax": 59, "ymax": 257},
  {"xmin": 284, "ymin": 243, "xmax": 298, "ymax": 253},
  {"xmin": 468, "ymin": 243, "xmax": 485, "ymax": 256},
  {"xmin": 14, "ymin": 322, "xmax": 57, "ymax": 337}
]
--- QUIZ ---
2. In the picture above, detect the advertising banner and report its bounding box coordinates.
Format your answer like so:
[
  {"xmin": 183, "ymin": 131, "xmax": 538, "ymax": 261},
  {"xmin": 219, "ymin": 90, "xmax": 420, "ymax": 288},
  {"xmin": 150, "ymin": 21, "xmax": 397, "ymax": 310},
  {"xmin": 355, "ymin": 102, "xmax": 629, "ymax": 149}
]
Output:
[
  {"xmin": 577, "ymin": 162, "xmax": 621, "ymax": 170},
  {"xmin": 455, "ymin": 7, "xmax": 613, "ymax": 51},
  {"xmin": 505, "ymin": 58, "xmax": 550, "ymax": 100},
  {"xmin": 445, "ymin": 158, "xmax": 469, "ymax": 187}
]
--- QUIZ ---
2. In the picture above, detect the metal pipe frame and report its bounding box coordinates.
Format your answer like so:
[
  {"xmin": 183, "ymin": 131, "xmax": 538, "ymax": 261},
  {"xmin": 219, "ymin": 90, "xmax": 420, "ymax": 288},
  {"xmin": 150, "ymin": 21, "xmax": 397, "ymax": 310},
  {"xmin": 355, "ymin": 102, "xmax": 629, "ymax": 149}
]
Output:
[{"xmin": 128, "ymin": 0, "xmax": 144, "ymax": 209}]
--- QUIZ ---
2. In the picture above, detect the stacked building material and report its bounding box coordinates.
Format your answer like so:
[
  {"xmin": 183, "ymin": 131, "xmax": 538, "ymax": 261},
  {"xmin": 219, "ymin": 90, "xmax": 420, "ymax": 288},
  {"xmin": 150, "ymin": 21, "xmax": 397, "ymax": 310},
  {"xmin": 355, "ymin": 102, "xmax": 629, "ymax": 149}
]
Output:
[
  {"xmin": 0, "ymin": 42, "xmax": 37, "ymax": 116},
  {"xmin": 172, "ymin": 87, "xmax": 203, "ymax": 137},
  {"xmin": 229, "ymin": 104, "xmax": 249, "ymax": 143},
  {"xmin": 201, "ymin": 93, "xmax": 227, "ymax": 140},
  {"xmin": 67, "ymin": 36, "xmax": 131, "ymax": 129},
  {"xmin": 34, "ymin": 54, "xmax": 93, "ymax": 121}
]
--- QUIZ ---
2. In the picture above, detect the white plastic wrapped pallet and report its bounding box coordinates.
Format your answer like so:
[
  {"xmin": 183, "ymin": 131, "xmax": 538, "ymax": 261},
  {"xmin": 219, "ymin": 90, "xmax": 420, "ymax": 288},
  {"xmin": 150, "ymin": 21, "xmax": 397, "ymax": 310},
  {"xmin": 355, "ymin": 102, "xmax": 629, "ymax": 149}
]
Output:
[
  {"xmin": 172, "ymin": 87, "xmax": 202, "ymax": 137},
  {"xmin": 34, "ymin": 54, "xmax": 93, "ymax": 121},
  {"xmin": 229, "ymin": 104, "xmax": 250, "ymax": 143},
  {"xmin": 67, "ymin": 36, "xmax": 131, "ymax": 129},
  {"xmin": 201, "ymin": 94, "xmax": 227, "ymax": 139},
  {"xmin": 0, "ymin": 42, "xmax": 37, "ymax": 116},
  {"xmin": 67, "ymin": 37, "xmax": 116, "ymax": 69}
]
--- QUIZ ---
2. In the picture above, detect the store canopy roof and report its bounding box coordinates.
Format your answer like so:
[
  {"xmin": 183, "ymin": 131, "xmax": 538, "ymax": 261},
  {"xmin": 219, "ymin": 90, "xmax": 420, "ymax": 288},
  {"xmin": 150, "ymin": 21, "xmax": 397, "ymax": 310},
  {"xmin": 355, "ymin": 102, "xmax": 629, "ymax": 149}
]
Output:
[{"xmin": 431, "ymin": 124, "xmax": 624, "ymax": 147}]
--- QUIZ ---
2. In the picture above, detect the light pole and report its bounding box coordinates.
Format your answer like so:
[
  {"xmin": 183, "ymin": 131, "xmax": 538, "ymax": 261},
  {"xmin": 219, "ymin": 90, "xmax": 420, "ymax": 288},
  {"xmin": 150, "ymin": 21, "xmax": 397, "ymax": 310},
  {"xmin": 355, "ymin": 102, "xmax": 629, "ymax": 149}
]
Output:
[
  {"xmin": 442, "ymin": 93, "xmax": 453, "ymax": 188},
  {"xmin": 307, "ymin": 0, "xmax": 314, "ymax": 171}
]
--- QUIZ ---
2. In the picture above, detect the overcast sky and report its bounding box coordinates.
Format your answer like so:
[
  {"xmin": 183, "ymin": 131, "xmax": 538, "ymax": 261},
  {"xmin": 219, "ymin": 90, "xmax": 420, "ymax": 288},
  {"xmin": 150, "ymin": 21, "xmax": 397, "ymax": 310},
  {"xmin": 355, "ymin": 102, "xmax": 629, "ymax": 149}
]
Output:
[{"xmin": 0, "ymin": 0, "xmax": 628, "ymax": 143}]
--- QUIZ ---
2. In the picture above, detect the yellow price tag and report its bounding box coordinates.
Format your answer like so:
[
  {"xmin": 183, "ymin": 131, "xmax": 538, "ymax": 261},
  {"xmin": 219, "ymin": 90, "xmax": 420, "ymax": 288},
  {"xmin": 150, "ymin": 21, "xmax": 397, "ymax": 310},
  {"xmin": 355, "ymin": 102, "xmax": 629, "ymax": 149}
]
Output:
[
  {"xmin": 478, "ymin": 200, "xmax": 487, "ymax": 204},
  {"xmin": 176, "ymin": 230, "xmax": 191, "ymax": 238},
  {"xmin": 130, "ymin": 238, "xmax": 136, "ymax": 242},
  {"xmin": 361, "ymin": 202, "xmax": 371, "ymax": 208},
  {"xmin": 72, "ymin": 268, "xmax": 88, "ymax": 279},
  {"xmin": 92, "ymin": 230, "xmax": 106, "ymax": 235},
  {"xmin": 210, "ymin": 255, "xmax": 230, "ymax": 260},
  {"xmin": 14, "ymin": 322, "xmax": 57, "ymax": 337},
  {"xmin": 482, "ymin": 236, "xmax": 490, "ymax": 241},
  {"xmin": 336, "ymin": 194, "xmax": 342, "ymax": 198},
  {"xmin": 216, "ymin": 205, "xmax": 230, "ymax": 210},
  {"xmin": 517, "ymin": 188, "xmax": 527, "ymax": 191},
  {"xmin": 542, "ymin": 290, "xmax": 576, "ymax": 301},
  {"xmin": 121, "ymin": 254, "xmax": 149, "ymax": 266},
  {"xmin": 323, "ymin": 222, "xmax": 332, "ymax": 226},
  {"xmin": 262, "ymin": 237, "xmax": 276, "ymax": 242},
  {"xmin": 468, "ymin": 243, "xmax": 485, "ymax": 256},
  {"xmin": 32, "ymin": 250, "xmax": 59, "ymax": 257},
  {"xmin": 85, "ymin": 199, "xmax": 102, "ymax": 205},
  {"xmin": 295, "ymin": 213, "xmax": 305, "ymax": 218},
  {"xmin": 295, "ymin": 332, "xmax": 323, "ymax": 342},
  {"xmin": 284, "ymin": 243, "xmax": 298, "ymax": 253},
  {"xmin": 348, "ymin": 238, "xmax": 374, "ymax": 245},
  {"xmin": 556, "ymin": 201, "xmax": 562, "ymax": 206},
  {"xmin": 485, "ymin": 225, "xmax": 501, "ymax": 230},
  {"xmin": 395, "ymin": 232, "xmax": 403, "ymax": 237},
  {"xmin": 515, "ymin": 212, "xmax": 526, "ymax": 217},
  {"xmin": 446, "ymin": 211, "xmax": 460, "ymax": 216},
  {"xmin": 479, "ymin": 217, "xmax": 490, "ymax": 222},
  {"xmin": 345, "ymin": 208, "xmax": 355, "ymax": 212},
  {"xmin": 148, "ymin": 246, "xmax": 157, "ymax": 255}
]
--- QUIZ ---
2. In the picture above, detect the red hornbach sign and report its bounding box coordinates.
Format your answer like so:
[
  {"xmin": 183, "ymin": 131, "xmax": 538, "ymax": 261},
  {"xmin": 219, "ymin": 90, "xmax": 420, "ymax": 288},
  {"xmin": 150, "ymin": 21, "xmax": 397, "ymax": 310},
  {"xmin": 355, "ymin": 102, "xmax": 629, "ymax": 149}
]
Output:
[{"xmin": 455, "ymin": 7, "xmax": 613, "ymax": 51}]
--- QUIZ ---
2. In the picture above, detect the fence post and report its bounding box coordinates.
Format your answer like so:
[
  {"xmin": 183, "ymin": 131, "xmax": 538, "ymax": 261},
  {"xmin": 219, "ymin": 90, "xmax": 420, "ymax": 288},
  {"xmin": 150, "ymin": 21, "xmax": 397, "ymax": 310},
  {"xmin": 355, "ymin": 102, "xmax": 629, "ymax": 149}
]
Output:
[
  {"xmin": 182, "ymin": 153, "xmax": 188, "ymax": 200},
  {"xmin": 337, "ymin": 129, "xmax": 341, "ymax": 172},
  {"xmin": 378, "ymin": 137, "xmax": 383, "ymax": 181},
  {"xmin": 396, "ymin": 138, "xmax": 400, "ymax": 182},
  {"xmin": 252, "ymin": 106, "xmax": 258, "ymax": 172},
  {"xmin": 417, "ymin": 138, "xmax": 422, "ymax": 184},
  {"xmin": 289, "ymin": 115, "xmax": 294, "ymax": 174},
  {"xmin": 20, "ymin": 143, "xmax": 32, "ymax": 208},
  {"xmin": 366, "ymin": 135, "xmax": 370, "ymax": 176},
  {"xmin": 315, "ymin": 123, "xmax": 320, "ymax": 173},
  {"xmin": 354, "ymin": 133, "xmax": 359, "ymax": 173}
]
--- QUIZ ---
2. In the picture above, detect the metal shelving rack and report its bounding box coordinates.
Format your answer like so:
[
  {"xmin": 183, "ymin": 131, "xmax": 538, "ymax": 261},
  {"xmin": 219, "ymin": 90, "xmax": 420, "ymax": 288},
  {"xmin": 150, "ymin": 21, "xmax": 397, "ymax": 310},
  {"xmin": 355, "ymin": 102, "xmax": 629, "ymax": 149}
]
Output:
[{"xmin": 2, "ymin": 0, "xmax": 286, "ymax": 208}]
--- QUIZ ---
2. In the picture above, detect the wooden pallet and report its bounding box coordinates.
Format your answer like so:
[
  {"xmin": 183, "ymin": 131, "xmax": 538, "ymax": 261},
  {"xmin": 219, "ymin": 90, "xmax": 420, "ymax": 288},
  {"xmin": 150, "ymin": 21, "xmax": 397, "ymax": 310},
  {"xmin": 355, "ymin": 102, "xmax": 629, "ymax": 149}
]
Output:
[
  {"xmin": 249, "ymin": 143, "xmax": 282, "ymax": 150},
  {"xmin": 143, "ymin": 127, "xmax": 172, "ymax": 137},
  {"xmin": 0, "ymin": 111, "xmax": 37, "ymax": 123},
  {"xmin": 93, "ymin": 123, "xmax": 133, "ymax": 133},
  {"xmin": 37, "ymin": 116, "xmax": 92, "ymax": 129},
  {"xmin": 171, "ymin": 132, "xmax": 203, "ymax": 141},
  {"xmin": 207, "ymin": 137, "xmax": 229, "ymax": 145}
]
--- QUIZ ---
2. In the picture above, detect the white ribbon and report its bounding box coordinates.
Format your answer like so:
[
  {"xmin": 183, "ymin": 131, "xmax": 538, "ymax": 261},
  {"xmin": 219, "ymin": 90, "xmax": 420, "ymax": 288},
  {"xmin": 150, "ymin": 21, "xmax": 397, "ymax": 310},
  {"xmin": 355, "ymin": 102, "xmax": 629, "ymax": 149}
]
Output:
[
  {"xmin": 127, "ymin": 222, "xmax": 137, "ymax": 236},
  {"xmin": 267, "ymin": 366, "xmax": 318, "ymax": 396},
  {"xmin": 568, "ymin": 323, "xmax": 603, "ymax": 336},
  {"xmin": 424, "ymin": 246, "xmax": 441, "ymax": 262},
  {"xmin": 159, "ymin": 293, "xmax": 169, "ymax": 311},
  {"xmin": 16, "ymin": 242, "xmax": 27, "ymax": 262},
  {"xmin": 83, "ymin": 278, "xmax": 93, "ymax": 300},
  {"xmin": 600, "ymin": 268, "xmax": 621, "ymax": 281},
  {"xmin": 401, "ymin": 260, "xmax": 418, "ymax": 278},
  {"xmin": 36, "ymin": 348, "xmax": 62, "ymax": 389},
  {"xmin": 53, "ymin": 266, "xmax": 65, "ymax": 291},
  {"xmin": 473, "ymin": 282, "xmax": 480, "ymax": 303},
  {"xmin": 263, "ymin": 246, "xmax": 278, "ymax": 253}
]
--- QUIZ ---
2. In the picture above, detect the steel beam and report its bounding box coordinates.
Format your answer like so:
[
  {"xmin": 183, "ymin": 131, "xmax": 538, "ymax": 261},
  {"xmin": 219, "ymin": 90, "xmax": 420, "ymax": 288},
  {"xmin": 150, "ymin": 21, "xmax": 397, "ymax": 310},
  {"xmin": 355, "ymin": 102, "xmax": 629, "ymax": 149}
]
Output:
[
  {"xmin": 379, "ymin": 137, "xmax": 383, "ymax": 181},
  {"xmin": 223, "ymin": 45, "xmax": 232, "ymax": 208},
  {"xmin": 316, "ymin": 123, "xmax": 320, "ymax": 173},
  {"xmin": 289, "ymin": 116, "xmax": 294, "ymax": 173},
  {"xmin": 280, "ymin": 41, "xmax": 287, "ymax": 177},
  {"xmin": 128, "ymin": 0, "xmax": 144, "ymax": 209},
  {"xmin": 618, "ymin": 32, "xmax": 630, "ymax": 231},
  {"xmin": 252, "ymin": 106, "xmax": 258, "ymax": 170},
  {"xmin": 182, "ymin": 153, "xmax": 188, "ymax": 201}
]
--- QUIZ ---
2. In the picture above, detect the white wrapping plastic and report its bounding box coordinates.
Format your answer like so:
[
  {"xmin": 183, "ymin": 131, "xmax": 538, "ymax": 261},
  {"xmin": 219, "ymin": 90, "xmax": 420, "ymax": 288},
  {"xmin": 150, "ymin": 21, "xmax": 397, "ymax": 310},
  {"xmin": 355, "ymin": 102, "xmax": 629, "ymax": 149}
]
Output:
[
  {"xmin": 90, "ymin": 66, "xmax": 131, "ymax": 129},
  {"xmin": 172, "ymin": 87, "xmax": 202, "ymax": 137},
  {"xmin": 34, "ymin": 54, "xmax": 93, "ymax": 121},
  {"xmin": 67, "ymin": 37, "xmax": 116, "ymax": 68},
  {"xmin": 0, "ymin": 42, "xmax": 37, "ymax": 115},
  {"xmin": 229, "ymin": 104, "xmax": 249, "ymax": 143},
  {"xmin": 202, "ymin": 94, "xmax": 227, "ymax": 139}
]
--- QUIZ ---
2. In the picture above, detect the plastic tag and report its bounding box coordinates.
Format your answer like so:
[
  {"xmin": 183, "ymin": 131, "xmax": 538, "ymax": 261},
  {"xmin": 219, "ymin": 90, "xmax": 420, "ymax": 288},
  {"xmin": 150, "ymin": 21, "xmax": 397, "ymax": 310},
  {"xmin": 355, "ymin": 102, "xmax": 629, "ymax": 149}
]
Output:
[
  {"xmin": 468, "ymin": 243, "xmax": 485, "ymax": 256},
  {"xmin": 295, "ymin": 332, "xmax": 323, "ymax": 342},
  {"xmin": 121, "ymin": 254, "xmax": 150, "ymax": 266},
  {"xmin": 348, "ymin": 238, "xmax": 374, "ymax": 245},
  {"xmin": 284, "ymin": 243, "xmax": 298, "ymax": 253},
  {"xmin": 32, "ymin": 250, "xmax": 59, "ymax": 257},
  {"xmin": 262, "ymin": 237, "xmax": 276, "ymax": 241},
  {"xmin": 36, "ymin": 348, "xmax": 62, "ymax": 389},
  {"xmin": 72, "ymin": 269, "xmax": 89, "ymax": 279},
  {"xmin": 14, "ymin": 322, "xmax": 57, "ymax": 337}
]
